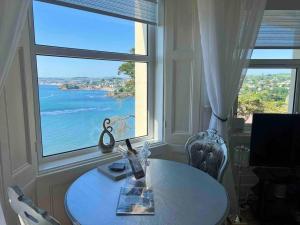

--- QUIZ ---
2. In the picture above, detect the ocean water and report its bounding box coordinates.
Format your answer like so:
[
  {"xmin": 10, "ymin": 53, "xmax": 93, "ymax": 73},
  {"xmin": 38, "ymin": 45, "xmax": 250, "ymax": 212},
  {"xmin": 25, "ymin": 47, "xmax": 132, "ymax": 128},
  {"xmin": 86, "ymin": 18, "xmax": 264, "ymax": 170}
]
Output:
[{"xmin": 39, "ymin": 85, "xmax": 135, "ymax": 156}]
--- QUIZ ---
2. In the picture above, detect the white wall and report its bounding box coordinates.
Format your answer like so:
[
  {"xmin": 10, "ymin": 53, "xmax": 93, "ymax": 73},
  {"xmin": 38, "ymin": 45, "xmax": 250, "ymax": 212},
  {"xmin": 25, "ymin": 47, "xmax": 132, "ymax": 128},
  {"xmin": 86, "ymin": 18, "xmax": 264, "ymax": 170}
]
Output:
[
  {"xmin": 164, "ymin": 0, "xmax": 203, "ymax": 145},
  {"xmin": 0, "ymin": 15, "xmax": 38, "ymax": 225}
]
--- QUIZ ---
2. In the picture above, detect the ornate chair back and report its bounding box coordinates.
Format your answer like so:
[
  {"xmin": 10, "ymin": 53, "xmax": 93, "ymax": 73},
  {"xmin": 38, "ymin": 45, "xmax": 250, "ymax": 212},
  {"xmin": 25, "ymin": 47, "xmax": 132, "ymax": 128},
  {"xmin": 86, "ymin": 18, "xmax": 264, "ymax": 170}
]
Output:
[
  {"xmin": 8, "ymin": 186, "xmax": 60, "ymax": 225},
  {"xmin": 185, "ymin": 129, "xmax": 228, "ymax": 182}
]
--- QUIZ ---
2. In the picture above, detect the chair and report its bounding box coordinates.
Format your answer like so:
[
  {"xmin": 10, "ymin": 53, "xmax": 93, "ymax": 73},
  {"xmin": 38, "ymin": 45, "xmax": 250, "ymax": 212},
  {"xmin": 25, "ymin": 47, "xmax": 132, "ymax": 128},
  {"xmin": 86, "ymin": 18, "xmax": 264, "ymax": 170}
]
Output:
[
  {"xmin": 185, "ymin": 129, "xmax": 228, "ymax": 182},
  {"xmin": 7, "ymin": 186, "xmax": 60, "ymax": 225},
  {"xmin": 0, "ymin": 202, "xmax": 7, "ymax": 225}
]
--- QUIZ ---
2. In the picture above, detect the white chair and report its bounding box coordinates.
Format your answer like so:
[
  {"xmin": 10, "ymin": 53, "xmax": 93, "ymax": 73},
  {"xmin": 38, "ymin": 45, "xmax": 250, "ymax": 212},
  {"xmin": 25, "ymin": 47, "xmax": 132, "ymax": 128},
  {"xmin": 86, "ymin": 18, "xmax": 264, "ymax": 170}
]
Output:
[
  {"xmin": 185, "ymin": 129, "xmax": 228, "ymax": 182},
  {"xmin": 8, "ymin": 186, "xmax": 60, "ymax": 225},
  {"xmin": 0, "ymin": 202, "xmax": 7, "ymax": 225}
]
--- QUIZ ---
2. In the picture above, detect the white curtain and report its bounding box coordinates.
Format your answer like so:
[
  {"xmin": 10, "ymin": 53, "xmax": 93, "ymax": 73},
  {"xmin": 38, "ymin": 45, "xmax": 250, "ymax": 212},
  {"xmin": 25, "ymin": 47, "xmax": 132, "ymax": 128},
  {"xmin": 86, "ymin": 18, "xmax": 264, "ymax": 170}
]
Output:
[
  {"xmin": 197, "ymin": 0, "xmax": 266, "ymax": 216},
  {"xmin": 0, "ymin": 0, "xmax": 31, "ymax": 93}
]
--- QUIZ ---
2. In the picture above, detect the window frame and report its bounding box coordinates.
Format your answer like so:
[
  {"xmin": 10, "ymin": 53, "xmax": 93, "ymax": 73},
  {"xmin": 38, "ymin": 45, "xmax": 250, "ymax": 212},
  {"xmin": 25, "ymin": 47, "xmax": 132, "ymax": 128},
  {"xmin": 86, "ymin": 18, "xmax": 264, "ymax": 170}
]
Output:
[
  {"xmin": 28, "ymin": 1, "xmax": 156, "ymax": 163},
  {"xmin": 233, "ymin": 58, "xmax": 300, "ymax": 130}
]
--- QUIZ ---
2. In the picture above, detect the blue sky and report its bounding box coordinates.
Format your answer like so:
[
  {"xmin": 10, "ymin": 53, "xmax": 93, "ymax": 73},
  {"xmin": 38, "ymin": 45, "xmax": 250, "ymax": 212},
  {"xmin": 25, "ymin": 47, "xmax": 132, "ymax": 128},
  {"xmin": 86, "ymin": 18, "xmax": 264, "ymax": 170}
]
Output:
[
  {"xmin": 34, "ymin": 1, "xmax": 293, "ymax": 78},
  {"xmin": 33, "ymin": 1, "xmax": 136, "ymax": 78},
  {"xmin": 252, "ymin": 49, "xmax": 294, "ymax": 60},
  {"xmin": 250, "ymin": 49, "xmax": 293, "ymax": 75}
]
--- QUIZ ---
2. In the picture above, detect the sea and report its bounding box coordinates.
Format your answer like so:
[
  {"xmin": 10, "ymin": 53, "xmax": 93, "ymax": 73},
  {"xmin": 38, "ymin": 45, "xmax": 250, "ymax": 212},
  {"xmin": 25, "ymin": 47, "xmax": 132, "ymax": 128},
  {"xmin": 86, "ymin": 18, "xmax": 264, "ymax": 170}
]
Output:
[{"xmin": 39, "ymin": 85, "xmax": 135, "ymax": 156}]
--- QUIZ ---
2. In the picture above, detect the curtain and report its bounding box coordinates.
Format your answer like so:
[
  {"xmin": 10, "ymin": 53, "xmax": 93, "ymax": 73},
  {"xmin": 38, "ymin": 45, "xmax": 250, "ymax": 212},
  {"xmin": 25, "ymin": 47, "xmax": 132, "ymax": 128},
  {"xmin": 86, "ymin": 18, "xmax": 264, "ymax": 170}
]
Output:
[
  {"xmin": 0, "ymin": 0, "xmax": 31, "ymax": 93},
  {"xmin": 197, "ymin": 0, "xmax": 266, "ymax": 217}
]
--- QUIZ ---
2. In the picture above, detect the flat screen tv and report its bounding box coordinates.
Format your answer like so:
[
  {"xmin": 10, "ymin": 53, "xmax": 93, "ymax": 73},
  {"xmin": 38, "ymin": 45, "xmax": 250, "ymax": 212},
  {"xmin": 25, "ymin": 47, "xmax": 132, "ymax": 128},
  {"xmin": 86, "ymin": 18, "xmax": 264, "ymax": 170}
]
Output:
[{"xmin": 249, "ymin": 113, "xmax": 300, "ymax": 168}]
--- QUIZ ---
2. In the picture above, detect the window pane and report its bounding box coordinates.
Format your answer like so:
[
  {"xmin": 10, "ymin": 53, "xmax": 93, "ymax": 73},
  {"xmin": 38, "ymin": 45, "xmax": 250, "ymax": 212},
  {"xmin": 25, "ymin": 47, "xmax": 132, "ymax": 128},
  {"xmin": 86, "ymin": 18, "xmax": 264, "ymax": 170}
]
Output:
[
  {"xmin": 251, "ymin": 49, "xmax": 300, "ymax": 59},
  {"xmin": 33, "ymin": 1, "xmax": 147, "ymax": 55},
  {"xmin": 237, "ymin": 69, "xmax": 296, "ymax": 124},
  {"xmin": 37, "ymin": 56, "xmax": 148, "ymax": 156}
]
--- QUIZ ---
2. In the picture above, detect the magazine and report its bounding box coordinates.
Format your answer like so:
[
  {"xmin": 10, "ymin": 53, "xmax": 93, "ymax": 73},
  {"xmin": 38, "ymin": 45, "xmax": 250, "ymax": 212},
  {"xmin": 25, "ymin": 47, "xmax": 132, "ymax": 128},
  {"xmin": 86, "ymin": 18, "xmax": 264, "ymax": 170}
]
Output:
[{"xmin": 116, "ymin": 187, "xmax": 154, "ymax": 215}]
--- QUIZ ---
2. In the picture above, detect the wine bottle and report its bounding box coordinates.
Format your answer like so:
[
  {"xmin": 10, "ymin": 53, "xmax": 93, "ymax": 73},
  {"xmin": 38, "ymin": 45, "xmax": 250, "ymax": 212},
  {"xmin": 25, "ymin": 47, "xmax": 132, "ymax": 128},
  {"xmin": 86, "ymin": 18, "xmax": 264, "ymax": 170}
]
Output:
[
  {"xmin": 125, "ymin": 139, "xmax": 138, "ymax": 155},
  {"xmin": 125, "ymin": 139, "xmax": 145, "ymax": 179}
]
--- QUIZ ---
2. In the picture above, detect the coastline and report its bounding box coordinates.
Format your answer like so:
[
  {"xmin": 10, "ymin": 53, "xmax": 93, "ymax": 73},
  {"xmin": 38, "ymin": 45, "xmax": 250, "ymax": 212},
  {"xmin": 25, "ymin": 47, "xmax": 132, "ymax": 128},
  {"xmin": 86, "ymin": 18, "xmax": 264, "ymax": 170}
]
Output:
[
  {"xmin": 60, "ymin": 85, "xmax": 114, "ymax": 92},
  {"xmin": 40, "ymin": 84, "xmax": 134, "ymax": 98}
]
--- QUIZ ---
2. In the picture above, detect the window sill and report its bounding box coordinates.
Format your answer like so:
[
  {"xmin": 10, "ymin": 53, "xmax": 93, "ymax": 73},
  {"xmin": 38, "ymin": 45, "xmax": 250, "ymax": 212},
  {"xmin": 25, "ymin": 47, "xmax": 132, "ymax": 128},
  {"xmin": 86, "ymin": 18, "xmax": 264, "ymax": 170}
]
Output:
[
  {"xmin": 38, "ymin": 149, "xmax": 121, "ymax": 176},
  {"xmin": 230, "ymin": 117, "xmax": 251, "ymax": 136},
  {"xmin": 38, "ymin": 140, "xmax": 166, "ymax": 176}
]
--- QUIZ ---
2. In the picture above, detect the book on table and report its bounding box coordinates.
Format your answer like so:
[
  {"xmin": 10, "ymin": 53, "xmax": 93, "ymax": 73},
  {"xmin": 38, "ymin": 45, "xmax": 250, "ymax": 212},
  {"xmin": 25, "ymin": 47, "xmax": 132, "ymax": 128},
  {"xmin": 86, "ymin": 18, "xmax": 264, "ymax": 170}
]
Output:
[
  {"xmin": 116, "ymin": 187, "xmax": 154, "ymax": 215},
  {"xmin": 97, "ymin": 159, "xmax": 131, "ymax": 181}
]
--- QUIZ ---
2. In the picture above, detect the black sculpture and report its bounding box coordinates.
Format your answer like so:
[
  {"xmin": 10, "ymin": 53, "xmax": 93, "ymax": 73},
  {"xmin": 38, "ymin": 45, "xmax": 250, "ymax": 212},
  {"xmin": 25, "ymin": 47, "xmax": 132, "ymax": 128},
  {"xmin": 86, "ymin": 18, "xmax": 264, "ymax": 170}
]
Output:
[{"xmin": 98, "ymin": 118, "xmax": 115, "ymax": 153}]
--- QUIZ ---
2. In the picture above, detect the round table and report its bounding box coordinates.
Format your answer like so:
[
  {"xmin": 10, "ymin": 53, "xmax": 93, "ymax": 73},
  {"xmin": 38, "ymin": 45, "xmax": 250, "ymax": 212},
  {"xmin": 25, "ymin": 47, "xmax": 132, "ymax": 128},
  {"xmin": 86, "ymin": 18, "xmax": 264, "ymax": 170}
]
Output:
[{"xmin": 65, "ymin": 159, "xmax": 229, "ymax": 225}]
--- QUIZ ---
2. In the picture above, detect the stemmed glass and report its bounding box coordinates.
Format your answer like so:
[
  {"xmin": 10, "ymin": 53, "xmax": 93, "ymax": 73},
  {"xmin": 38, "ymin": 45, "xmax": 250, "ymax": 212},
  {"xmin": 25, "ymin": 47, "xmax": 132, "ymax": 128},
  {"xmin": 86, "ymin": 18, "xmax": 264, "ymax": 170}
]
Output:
[{"xmin": 233, "ymin": 145, "xmax": 250, "ymax": 223}]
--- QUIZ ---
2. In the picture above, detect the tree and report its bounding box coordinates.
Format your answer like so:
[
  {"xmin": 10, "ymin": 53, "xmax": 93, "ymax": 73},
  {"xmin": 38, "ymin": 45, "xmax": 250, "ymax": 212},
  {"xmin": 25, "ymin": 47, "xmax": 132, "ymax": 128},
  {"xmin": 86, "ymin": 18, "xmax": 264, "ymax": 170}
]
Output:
[
  {"xmin": 118, "ymin": 62, "xmax": 135, "ymax": 79},
  {"xmin": 238, "ymin": 93, "xmax": 264, "ymax": 120},
  {"xmin": 118, "ymin": 48, "xmax": 135, "ymax": 79},
  {"xmin": 116, "ymin": 48, "xmax": 135, "ymax": 95},
  {"xmin": 238, "ymin": 73, "xmax": 291, "ymax": 120},
  {"xmin": 109, "ymin": 49, "xmax": 136, "ymax": 138}
]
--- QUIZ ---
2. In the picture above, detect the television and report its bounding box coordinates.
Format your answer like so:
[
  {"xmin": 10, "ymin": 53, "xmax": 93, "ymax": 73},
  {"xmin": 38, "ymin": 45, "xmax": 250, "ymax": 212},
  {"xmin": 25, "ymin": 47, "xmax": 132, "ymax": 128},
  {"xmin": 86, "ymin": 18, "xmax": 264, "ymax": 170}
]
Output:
[{"xmin": 249, "ymin": 113, "xmax": 300, "ymax": 168}]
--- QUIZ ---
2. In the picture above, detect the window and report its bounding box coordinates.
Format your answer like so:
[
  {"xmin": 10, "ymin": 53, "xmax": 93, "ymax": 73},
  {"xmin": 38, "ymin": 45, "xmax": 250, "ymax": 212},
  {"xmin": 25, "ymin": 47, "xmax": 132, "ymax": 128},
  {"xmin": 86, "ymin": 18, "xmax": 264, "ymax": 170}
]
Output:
[
  {"xmin": 32, "ymin": 1, "xmax": 156, "ymax": 157},
  {"xmin": 237, "ymin": 68, "xmax": 296, "ymax": 124},
  {"xmin": 235, "ymin": 10, "xmax": 300, "ymax": 126}
]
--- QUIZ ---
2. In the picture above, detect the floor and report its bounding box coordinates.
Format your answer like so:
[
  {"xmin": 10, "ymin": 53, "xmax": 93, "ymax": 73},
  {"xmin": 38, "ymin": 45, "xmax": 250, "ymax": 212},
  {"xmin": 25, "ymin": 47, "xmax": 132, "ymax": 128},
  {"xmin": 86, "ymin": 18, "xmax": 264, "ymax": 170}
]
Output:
[
  {"xmin": 227, "ymin": 209, "xmax": 259, "ymax": 225},
  {"xmin": 239, "ymin": 210, "xmax": 259, "ymax": 225},
  {"xmin": 229, "ymin": 209, "xmax": 300, "ymax": 225}
]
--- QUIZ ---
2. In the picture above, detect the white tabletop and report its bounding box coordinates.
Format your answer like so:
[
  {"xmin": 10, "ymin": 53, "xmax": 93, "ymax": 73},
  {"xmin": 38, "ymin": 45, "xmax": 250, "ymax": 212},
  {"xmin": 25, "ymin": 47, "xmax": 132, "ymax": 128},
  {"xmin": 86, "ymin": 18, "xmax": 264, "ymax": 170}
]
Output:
[{"xmin": 65, "ymin": 159, "xmax": 229, "ymax": 225}]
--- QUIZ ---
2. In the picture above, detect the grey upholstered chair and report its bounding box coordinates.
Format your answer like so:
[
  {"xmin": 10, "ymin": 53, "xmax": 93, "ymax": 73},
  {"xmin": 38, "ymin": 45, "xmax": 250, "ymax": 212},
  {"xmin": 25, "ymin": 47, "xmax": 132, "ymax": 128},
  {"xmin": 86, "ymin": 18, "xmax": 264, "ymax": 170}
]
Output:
[
  {"xmin": 8, "ymin": 186, "xmax": 60, "ymax": 225},
  {"xmin": 185, "ymin": 129, "xmax": 228, "ymax": 182}
]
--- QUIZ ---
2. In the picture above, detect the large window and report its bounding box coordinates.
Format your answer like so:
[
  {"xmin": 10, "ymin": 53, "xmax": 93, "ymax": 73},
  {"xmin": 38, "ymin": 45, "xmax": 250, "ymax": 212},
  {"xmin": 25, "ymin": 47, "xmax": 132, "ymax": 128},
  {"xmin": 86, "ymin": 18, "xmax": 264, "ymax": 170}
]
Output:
[
  {"xmin": 236, "ymin": 9, "xmax": 300, "ymax": 125},
  {"xmin": 32, "ymin": 1, "xmax": 155, "ymax": 156}
]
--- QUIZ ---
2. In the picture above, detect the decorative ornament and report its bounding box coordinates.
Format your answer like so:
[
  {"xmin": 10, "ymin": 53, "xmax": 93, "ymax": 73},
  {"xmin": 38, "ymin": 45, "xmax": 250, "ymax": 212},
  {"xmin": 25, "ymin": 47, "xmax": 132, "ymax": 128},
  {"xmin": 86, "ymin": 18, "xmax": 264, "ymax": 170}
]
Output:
[{"xmin": 98, "ymin": 118, "xmax": 115, "ymax": 153}]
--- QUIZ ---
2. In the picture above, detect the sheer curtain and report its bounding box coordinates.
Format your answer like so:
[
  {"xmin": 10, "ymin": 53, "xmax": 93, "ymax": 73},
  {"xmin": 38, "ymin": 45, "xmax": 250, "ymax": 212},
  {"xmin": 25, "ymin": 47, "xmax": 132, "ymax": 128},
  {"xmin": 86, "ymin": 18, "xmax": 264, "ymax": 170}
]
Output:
[
  {"xmin": 0, "ymin": 0, "xmax": 31, "ymax": 92},
  {"xmin": 197, "ymin": 0, "xmax": 266, "ymax": 216}
]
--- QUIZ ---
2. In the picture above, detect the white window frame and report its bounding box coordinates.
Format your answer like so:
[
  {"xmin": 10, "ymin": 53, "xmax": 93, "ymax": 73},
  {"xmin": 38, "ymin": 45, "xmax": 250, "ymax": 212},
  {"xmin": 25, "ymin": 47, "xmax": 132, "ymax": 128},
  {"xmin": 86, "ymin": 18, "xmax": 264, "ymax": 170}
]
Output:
[
  {"xmin": 233, "ymin": 58, "xmax": 300, "ymax": 130},
  {"xmin": 28, "ymin": 1, "xmax": 157, "ymax": 164}
]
